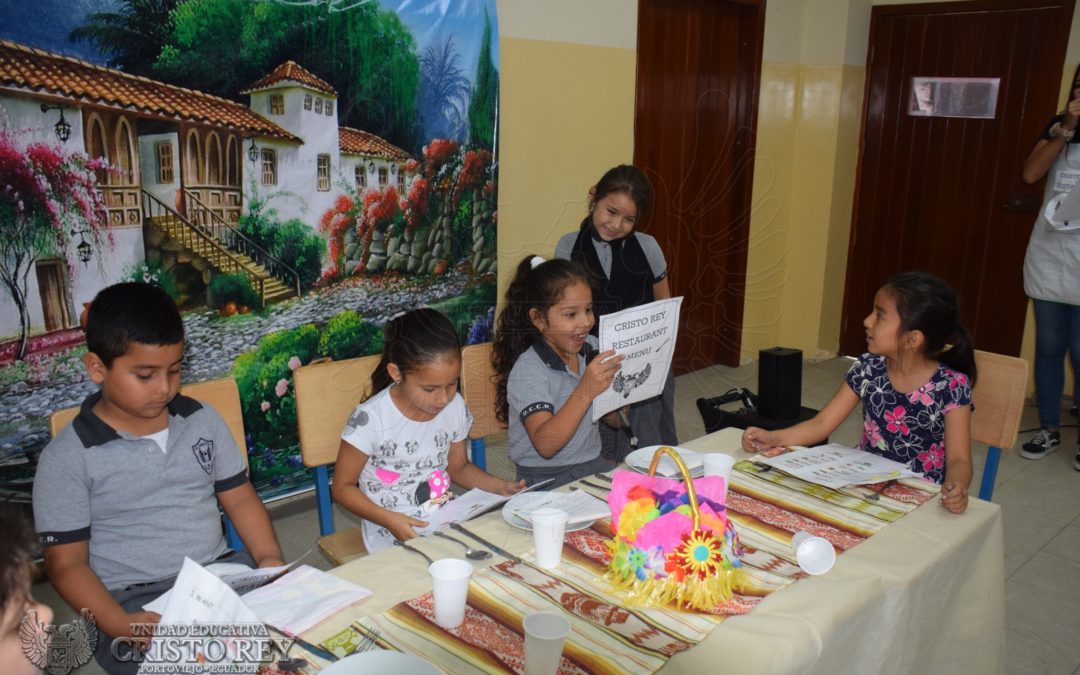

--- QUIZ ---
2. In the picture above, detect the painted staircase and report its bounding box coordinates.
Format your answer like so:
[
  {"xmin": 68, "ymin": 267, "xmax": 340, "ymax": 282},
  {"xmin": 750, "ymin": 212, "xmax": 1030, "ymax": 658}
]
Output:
[{"xmin": 141, "ymin": 190, "xmax": 300, "ymax": 306}]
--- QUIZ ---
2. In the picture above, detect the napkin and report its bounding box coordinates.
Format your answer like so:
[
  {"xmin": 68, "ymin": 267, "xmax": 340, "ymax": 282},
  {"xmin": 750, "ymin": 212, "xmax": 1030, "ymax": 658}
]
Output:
[{"xmin": 241, "ymin": 565, "xmax": 371, "ymax": 635}]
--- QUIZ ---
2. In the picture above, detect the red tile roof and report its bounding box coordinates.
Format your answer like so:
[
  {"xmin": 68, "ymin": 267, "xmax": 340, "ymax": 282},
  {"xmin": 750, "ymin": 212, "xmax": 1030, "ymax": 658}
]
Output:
[
  {"xmin": 0, "ymin": 39, "xmax": 298, "ymax": 141},
  {"xmin": 339, "ymin": 126, "xmax": 411, "ymax": 161},
  {"xmin": 241, "ymin": 61, "xmax": 337, "ymax": 97}
]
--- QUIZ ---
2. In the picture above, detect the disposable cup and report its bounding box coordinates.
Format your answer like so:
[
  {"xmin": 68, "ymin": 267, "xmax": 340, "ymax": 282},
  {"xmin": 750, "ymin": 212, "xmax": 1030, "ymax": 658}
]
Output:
[
  {"xmin": 428, "ymin": 558, "xmax": 473, "ymax": 628},
  {"xmin": 792, "ymin": 531, "xmax": 836, "ymax": 575},
  {"xmin": 702, "ymin": 453, "xmax": 737, "ymax": 492},
  {"xmin": 531, "ymin": 507, "xmax": 569, "ymax": 569},
  {"xmin": 523, "ymin": 611, "xmax": 571, "ymax": 675}
]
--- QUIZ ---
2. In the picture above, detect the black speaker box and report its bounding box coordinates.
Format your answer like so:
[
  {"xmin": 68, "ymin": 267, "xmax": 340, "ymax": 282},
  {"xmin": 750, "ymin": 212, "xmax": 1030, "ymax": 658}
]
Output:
[{"xmin": 758, "ymin": 347, "xmax": 802, "ymax": 421}]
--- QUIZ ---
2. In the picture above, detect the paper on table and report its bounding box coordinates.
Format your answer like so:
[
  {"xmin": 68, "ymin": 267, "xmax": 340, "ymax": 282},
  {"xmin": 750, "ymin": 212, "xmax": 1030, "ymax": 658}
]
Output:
[
  {"xmin": 241, "ymin": 565, "xmax": 371, "ymax": 636},
  {"xmin": 505, "ymin": 490, "xmax": 610, "ymax": 526},
  {"xmin": 594, "ymin": 297, "xmax": 683, "ymax": 421},
  {"xmin": 755, "ymin": 443, "xmax": 921, "ymax": 489},
  {"xmin": 143, "ymin": 561, "xmax": 294, "ymax": 614},
  {"xmin": 413, "ymin": 479, "xmax": 556, "ymax": 535},
  {"xmin": 138, "ymin": 558, "xmax": 263, "ymax": 674}
]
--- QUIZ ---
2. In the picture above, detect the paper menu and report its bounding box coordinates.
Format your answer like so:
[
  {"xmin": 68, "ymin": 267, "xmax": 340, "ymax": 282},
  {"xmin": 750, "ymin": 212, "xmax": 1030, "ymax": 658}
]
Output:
[
  {"xmin": 412, "ymin": 480, "xmax": 556, "ymax": 535},
  {"xmin": 240, "ymin": 565, "xmax": 371, "ymax": 635},
  {"xmin": 143, "ymin": 561, "xmax": 293, "ymax": 614},
  {"xmin": 503, "ymin": 490, "xmax": 609, "ymax": 526},
  {"xmin": 755, "ymin": 443, "xmax": 921, "ymax": 489}
]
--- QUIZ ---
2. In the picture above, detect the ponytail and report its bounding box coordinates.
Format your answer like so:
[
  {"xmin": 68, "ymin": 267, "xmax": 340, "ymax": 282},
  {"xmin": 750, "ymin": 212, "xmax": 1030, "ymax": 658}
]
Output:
[{"xmin": 939, "ymin": 324, "xmax": 978, "ymax": 387}]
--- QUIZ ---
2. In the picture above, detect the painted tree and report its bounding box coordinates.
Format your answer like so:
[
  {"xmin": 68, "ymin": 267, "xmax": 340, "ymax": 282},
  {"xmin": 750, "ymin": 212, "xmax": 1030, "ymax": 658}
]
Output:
[
  {"xmin": 0, "ymin": 130, "xmax": 111, "ymax": 359},
  {"xmin": 68, "ymin": 0, "xmax": 178, "ymax": 73},
  {"xmin": 466, "ymin": 7, "xmax": 498, "ymax": 151},
  {"xmin": 419, "ymin": 36, "xmax": 472, "ymax": 142}
]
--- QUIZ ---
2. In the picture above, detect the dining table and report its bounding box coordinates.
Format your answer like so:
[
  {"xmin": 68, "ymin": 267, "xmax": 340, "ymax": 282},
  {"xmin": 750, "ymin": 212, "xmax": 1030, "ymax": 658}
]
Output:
[{"xmin": 300, "ymin": 427, "xmax": 1005, "ymax": 674}]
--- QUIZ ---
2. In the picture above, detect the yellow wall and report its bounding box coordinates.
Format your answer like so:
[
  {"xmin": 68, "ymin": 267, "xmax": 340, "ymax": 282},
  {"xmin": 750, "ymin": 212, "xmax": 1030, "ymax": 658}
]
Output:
[{"xmin": 496, "ymin": 0, "xmax": 1080, "ymax": 392}]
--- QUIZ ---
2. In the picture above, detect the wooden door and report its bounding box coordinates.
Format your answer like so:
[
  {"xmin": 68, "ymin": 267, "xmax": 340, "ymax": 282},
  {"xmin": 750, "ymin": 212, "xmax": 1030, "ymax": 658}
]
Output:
[
  {"xmin": 634, "ymin": 0, "xmax": 765, "ymax": 372},
  {"xmin": 840, "ymin": 0, "xmax": 1075, "ymax": 357},
  {"xmin": 35, "ymin": 260, "xmax": 69, "ymax": 332}
]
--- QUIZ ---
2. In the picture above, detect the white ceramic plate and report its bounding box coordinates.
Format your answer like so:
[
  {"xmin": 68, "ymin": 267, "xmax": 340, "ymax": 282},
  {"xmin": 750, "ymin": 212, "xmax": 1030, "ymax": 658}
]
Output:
[
  {"xmin": 625, "ymin": 445, "xmax": 704, "ymax": 479},
  {"xmin": 501, "ymin": 491, "xmax": 595, "ymax": 532},
  {"xmin": 319, "ymin": 650, "xmax": 442, "ymax": 674}
]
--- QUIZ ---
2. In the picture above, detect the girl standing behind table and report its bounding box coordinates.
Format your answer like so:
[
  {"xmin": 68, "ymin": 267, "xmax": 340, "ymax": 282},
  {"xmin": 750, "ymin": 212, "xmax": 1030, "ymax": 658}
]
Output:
[
  {"xmin": 555, "ymin": 165, "xmax": 677, "ymax": 460},
  {"xmin": 493, "ymin": 256, "xmax": 626, "ymax": 487},
  {"xmin": 332, "ymin": 308, "xmax": 523, "ymax": 553},
  {"xmin": 742, "ymin": 271, "xmax": 977, "ymax": 514},
  {"xmin": 1017, "ymin": 64, "xmax": 1080, "ymax": 468}
]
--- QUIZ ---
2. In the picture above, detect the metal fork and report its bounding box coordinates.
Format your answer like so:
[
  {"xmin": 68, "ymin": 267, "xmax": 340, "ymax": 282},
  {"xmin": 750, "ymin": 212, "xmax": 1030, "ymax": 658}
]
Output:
[{"xmin": 345, "ymin": 626, "xmax": 382, "ymax": 655}]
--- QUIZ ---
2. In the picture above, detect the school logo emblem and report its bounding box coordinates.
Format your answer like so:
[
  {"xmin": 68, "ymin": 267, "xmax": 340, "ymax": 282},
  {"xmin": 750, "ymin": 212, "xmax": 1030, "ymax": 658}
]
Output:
[
  {"xmin": 192, "ymin": 437, "xmax": 215, "ymax": 474},
  {"xmin": 20, "ymin": 608, "xmax": 97, "ymax": 675}
]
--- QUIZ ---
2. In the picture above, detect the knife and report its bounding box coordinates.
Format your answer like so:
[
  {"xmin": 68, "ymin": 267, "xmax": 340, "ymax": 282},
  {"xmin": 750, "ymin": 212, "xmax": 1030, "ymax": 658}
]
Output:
[{"xmin": 449, "ymin": 522, "xmax": 523, "ymax": 563}]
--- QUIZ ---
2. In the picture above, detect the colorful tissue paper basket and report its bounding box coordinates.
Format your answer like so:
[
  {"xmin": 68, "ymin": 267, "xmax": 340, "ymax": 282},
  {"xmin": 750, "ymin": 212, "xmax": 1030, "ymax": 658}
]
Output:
[{"xmin": 606, "ymin": 446, "xmax": 746, "ymax": 612}]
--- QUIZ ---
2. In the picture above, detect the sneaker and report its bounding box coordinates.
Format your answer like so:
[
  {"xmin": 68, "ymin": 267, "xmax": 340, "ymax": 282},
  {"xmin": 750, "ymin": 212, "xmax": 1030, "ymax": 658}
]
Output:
[{"xmin": 1020, "ymin": 428, "xmax": 1060, "ymax": 460}]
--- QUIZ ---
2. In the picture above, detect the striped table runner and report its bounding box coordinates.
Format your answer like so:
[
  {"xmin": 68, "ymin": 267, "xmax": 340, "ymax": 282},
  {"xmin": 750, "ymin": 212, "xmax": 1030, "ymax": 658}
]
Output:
[{"xmin": 324, "ymin": 461, "xmax": 939, "ymax": 673}]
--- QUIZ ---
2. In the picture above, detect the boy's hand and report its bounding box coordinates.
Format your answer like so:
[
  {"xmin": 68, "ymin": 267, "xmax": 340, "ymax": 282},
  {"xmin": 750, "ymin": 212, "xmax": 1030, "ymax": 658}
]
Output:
[
  {"xmin": 499, "ymin": 479, "xmax": 527, "ymax": 496},
  {"xmin": 256, "ymin": 556, "xmax": 286, "ymax": 568},
  {"xmin": 582, "ymin": 350, "xmax": 624, "ymax": 399},
  {"xmin": 940, "ymin": 482, "xmax": 968, "ymax": 514},
  {"xmin": 125, "ymin": 610, "xmax": 161, "ymax": 650},
  {"xmin": 386, "ymin": 512, "xmax": 428, "ymax": 541},
  {"xmin": 742, "ymin": 426, "xmax": 776, "ymax": 453}
]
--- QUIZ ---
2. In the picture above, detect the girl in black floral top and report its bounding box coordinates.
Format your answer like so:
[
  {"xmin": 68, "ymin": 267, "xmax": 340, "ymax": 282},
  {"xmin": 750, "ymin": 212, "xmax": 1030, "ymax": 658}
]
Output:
[{"xmin": 742, "ymin": 272, "xmax": 977, "ymax": 513}]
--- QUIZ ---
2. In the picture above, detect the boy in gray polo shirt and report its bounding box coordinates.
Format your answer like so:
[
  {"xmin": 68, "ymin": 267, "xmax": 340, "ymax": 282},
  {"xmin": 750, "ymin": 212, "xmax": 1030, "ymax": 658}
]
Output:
[{"xmin": 33, "ymin": 283, "xmax": 283, "ymax": 674}]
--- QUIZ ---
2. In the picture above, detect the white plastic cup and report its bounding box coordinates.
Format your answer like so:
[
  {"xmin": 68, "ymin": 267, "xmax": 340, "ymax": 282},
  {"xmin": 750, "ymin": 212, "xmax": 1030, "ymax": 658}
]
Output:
[
  {"xmin": 531, "ymin": 507, "xmax": 569, "ymax": 569},
  {"xmin": 523, "ymin": 611, "xmax": 571, "ymax": 675},
  {"xmin": 428, "ymin": 558, "xmax": 473, "ymax": 628},
  {"xmin": 791, "ymin": 531, "xmax": 836, "ymax": 575},
  {"xmin": 702, "ymin": 453, "xmax": 737, "ymax": 492}
]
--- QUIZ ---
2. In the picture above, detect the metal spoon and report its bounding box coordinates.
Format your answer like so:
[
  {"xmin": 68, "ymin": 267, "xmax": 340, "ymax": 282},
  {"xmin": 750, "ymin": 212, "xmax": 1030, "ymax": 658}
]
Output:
[
  {"xmin": 432, "ymin": 531, "xmax": 492, "ymax": 560},
  {"xmin": 393, "ymin": 538, "xmax": 434, "ymax": 564}
]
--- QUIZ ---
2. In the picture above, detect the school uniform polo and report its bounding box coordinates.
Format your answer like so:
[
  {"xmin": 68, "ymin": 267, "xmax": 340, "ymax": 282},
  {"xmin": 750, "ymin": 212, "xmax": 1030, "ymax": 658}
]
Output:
[
  {"xmin": 507, "ymin": 339, "xmax": 602, "ymax": 468},
  {"xmin": 33, "ymin": 391, "xmax": 248, "ymax": 591}
]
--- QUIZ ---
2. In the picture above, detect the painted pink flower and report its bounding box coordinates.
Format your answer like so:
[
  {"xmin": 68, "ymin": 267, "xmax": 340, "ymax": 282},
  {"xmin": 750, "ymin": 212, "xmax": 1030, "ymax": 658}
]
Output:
[
  {"xmin": 884, "ymin": 406, "xmax": 910, "ymax": 435},
  {"xmin": 864, "ymin": 419, "xmax": 884, "ymax": 447},
  {"xmin": 260, "ymin": 401, "xmax": 270, "ymax": 412},
  {"xmin": 908, "ymin": 383, "xmax": 935, "ymax": 406},
  {"xmin": 917, "ymin": 443, "xmax": 945, "ymax": 473},
  {"xmin": 274, "ymin": 378, "xmax": 289, "ymax": 397},
  {"xmin": 288, "ymin": 355, "xmax": 302, "ymax": 371}
]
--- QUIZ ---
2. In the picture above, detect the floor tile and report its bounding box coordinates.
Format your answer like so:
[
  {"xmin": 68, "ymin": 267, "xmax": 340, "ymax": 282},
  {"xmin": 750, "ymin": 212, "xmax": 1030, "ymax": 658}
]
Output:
[
  {"xmin": 1011, "ymin": 551, "xmax": 1080, "ymax": 604},
  {"xmin": 1005, "ymin": 629, "xmax": 1080, "ymax": 675},
  {"xmin": 1006, "ymin": 582, "xmax": 1080, "ymax": 659},
  {"xmin": 1043, "ymin": 523, "xmax": 1080, "ymax": 564}
]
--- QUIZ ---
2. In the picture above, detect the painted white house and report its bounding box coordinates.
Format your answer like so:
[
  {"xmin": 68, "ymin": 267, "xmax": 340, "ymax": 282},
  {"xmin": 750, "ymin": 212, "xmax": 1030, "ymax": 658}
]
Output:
[{"xmin": 0, "ymin": 40, "xmax": 411, "ymax": 344}]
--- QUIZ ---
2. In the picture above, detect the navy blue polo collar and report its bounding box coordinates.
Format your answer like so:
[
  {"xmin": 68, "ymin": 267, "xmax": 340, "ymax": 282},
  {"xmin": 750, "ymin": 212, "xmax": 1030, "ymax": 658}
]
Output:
[
  {"xmin": 529, "ymin": 337, "xmax": 596, "ymax": 373},
  {"xmin": 72, "ymin": 391, "xmax": 204, "ymax": 448}
]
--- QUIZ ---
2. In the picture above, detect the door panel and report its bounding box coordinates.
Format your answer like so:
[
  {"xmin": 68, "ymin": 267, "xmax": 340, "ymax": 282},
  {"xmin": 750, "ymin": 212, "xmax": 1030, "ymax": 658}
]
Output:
[
  {"xmin": 635, "ymin": 0, "xmax": 765, "ymax": 372},
  {"xmin": 841, "ymin": 0, "xmax": 1074, "ymax": 357}
]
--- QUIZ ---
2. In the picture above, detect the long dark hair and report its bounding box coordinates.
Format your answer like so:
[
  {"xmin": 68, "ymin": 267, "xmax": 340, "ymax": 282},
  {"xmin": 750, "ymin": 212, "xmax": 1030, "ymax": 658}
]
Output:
[
  {"xmin": 581, "ymin": 164, "xmax": 654, "ymax": 232},
  {"xmin": 884, "ymin": 271, "xmax": 977, "ymax": 385},
  {"xmin": 492, "ymin": 256, "xmax": 592, "ymax": 423},
  {"xmin": 371, "ymin": 308, "xmax": 461, "ymax": 395}
]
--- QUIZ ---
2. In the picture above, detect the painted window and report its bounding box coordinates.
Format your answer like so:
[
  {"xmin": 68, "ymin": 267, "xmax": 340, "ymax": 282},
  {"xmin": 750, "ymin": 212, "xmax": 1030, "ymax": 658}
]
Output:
[
  {"xmin": 314, "ymin": 97, "xmax": 323, "ymax": 114},
  {"xmin": 186, "ymin": 130, "xmax": 204, "ymax": 183},
  {"xmin": 156, "ymin": 142, "xmax": 174, "ymax": 184},
  {"xmin": 324, "ymin": 100, "xmax": 333, "ymax": 116},
  {"xmin": 304, "ymin": 94, "xmax": 312, "ymax": 111},
  {"xmin": 115, "ymin": 119, "xmax": 136, "ymax": 184},
  {"xmin": 261, "ymin": 148, "xmax": 277, "ymax": 186},
  {"xmin": 270, "ymin": 94, "xmax": 284, "ymax": 115},
  {"xmin": 355, "ymin": 164, "xmax": 367, "ymax": 190},
  {"xmin": 397, "ymin": 167, "xmax": 405, "ymax": 194},
  {"xmin": 225, "ymin": 136, "xmax": 240, "ymax": 186},
  {"xmin": 378, "ymin": 166, "xmax": 388, "ymax": 187},
  {"xmin": 317, "ymin": 154, "xmax": 331, "ymax": 191},
  {"xmin": 206, "ymin": 132, "xmax": 223, "ymax": 185},
  {"xmin": 87, "ymin": 116, "xmax": 108, "ymax": 184}
]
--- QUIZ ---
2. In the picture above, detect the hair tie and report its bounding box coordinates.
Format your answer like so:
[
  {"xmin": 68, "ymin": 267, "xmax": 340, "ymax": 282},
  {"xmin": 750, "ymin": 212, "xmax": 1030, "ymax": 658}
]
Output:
[{"xmin": 530, "ymin": 256, "xmax": 545, "ymax": 269}]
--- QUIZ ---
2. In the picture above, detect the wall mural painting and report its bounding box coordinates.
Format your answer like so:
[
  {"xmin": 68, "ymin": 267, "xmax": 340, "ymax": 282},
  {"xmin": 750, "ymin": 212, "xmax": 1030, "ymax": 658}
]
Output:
[{"xmin": 0, "ymin": 0, "xmax": 500, "ymax": 502}]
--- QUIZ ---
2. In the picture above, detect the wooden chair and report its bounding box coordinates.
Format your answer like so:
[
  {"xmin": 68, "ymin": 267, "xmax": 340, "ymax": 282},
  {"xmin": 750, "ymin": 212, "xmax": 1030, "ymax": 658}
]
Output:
[
  {"xmin": 971, "ymin": 350, "xmax": 1028, "ymax": 501},
  {"xmin": 294, "ymin": 354, "xmax": 381, "ymax": 565},
  {"xmin": 48, "ymin": 377, "xmax": 249, "ymax": 551},
  {"xmin": 460, "ymin": 342, "xmax": 505, "ymax": 471}
]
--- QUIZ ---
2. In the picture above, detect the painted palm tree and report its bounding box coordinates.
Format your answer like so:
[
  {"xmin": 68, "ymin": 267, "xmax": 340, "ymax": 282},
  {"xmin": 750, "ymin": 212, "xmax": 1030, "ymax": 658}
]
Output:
[
  {"xmin": 419, "ymin": 36, "xmax": 472, "ymax": 142},
  {"xmin": 68, "ymin": 0, "xmax": 177, "ymax": 73}
]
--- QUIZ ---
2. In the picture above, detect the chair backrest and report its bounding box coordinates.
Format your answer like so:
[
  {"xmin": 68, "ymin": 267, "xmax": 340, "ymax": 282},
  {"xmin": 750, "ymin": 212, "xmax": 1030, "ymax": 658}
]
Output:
[
  {"xmin": 48, "ymin": 377, "xmax": 249, "ymax": 468},
  {"xmin": 294, "ymin": 354, "xmax": 382, "ymax": 468},
  {"xmin": 460, "ymin": 342, "xmax": 505, "ymax": 439},
  {"xmin": 970, "ymin": 350, "xmax": 1028, "ymax": 450}
]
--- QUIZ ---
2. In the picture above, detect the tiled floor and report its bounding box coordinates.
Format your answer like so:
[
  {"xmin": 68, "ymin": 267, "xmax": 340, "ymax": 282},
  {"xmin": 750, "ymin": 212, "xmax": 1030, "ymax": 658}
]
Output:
[{"xmin": 37, "ymin": 358, "xmax": 1080, "ymax": 674}]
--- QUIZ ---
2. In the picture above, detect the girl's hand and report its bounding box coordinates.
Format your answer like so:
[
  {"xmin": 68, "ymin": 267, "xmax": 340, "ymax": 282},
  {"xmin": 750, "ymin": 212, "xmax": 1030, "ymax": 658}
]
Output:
[
  {"xmin": 742, "ymin": 426, "xmax": 776, "ymax": 453},
  {"xmin": 386, "ymin": 511, "xmax": 428, "ymax": 541},
  {"xmin": 500, "ymin": 479, "xmax": 527, "ymax": 496},
  {"xmin": 940, "ymin": 482, "xmax": 968, "ymax": 514},
  {"xmin": 582, "ymin": 351, "xmax": 624, "ymax": 399},
  {"xmin": 1065, "ymin": 89, "xmax": 1080, "ymax": 130}
]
